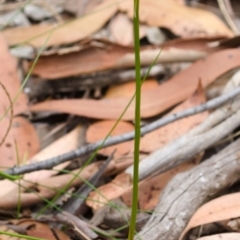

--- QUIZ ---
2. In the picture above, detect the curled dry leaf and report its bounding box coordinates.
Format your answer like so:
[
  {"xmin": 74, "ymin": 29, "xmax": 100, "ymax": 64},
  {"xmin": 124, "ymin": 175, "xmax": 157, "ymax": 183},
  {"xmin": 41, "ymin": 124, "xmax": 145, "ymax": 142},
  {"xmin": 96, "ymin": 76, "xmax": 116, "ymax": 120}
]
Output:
[
  {"xmin": 86, "ymin": 120, "xmax": 134, "ymax": 157},
  {"xmin": 2, "ymin": 0, "xmax": 118, "ymax": 47},
  {"xmin": 180, "ymin": 193, "xmax": 240, "ymax": 240},
  {"xmin": 119, "ymin": 0, "xmax": 233, "ymax": 37}
]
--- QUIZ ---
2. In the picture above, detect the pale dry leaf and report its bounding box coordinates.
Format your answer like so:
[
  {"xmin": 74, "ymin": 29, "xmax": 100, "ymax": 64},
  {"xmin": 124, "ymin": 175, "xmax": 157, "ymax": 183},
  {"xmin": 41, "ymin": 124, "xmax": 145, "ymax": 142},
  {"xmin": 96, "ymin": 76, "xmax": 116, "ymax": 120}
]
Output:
[
  {"xmin": 0, "ymin": 159, "xmax": 115, "ymax": 209},
  {"xmin": 2, "ymin": 0, "xmax": 118, "ymax": 47},
  {"xmin": 119, "ymin": 0, "xmax": 233, "ymax": 37},
  {"xmin": 196, "ymin": 233, "xmax": 240, "ymax": 240},
  {"xmin": 180, "ymin": 193, "xmax": 240, "ymax": 240},
  {"xmin": 0, "ymin": 126, "xmax": 82, "ymax": 200}
]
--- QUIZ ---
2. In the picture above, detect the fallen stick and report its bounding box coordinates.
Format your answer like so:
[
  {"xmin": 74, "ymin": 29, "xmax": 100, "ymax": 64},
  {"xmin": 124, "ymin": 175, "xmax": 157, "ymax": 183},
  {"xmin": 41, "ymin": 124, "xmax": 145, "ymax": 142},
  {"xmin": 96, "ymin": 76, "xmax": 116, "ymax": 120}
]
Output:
[
  {"xmin": 136, "ymin": 138, "xmax": 240, "ymax": 240},
  {"xmin": 4, "ymin": 84, "xmax": 240, "ymax": 177}
]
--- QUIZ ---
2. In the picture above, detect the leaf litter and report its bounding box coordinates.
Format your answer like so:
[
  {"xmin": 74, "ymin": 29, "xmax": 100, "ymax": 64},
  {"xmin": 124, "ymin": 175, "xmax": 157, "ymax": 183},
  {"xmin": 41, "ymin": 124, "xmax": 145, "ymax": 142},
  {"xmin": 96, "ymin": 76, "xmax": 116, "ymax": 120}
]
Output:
[{"xmin": 1, "ymin": 0, "xmax": 240, "ymax": 239}]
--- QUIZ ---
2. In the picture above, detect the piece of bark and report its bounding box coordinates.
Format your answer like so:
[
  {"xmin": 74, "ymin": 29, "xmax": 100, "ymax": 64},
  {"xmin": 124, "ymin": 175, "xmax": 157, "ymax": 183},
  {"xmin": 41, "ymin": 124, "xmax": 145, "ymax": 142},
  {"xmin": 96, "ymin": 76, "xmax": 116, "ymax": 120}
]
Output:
[
  {"xmin": 136, "ymin": 138, "xmax": 240, "ymax": 240},
  {"xmin": 90, "ymin": 198, "xmax": 150, "ymax": 233}
]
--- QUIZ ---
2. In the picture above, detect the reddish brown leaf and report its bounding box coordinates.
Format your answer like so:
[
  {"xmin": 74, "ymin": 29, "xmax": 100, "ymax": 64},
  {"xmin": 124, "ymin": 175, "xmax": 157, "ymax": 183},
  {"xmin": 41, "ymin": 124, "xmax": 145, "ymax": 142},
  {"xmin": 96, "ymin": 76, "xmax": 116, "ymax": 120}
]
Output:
[
  {"xmin": 0, "ymin": 34, "xmax": 39, "ymax": 168},
  {"xmin": 105, "ymin": 79, "xmax": 158, "ymax": 98},
  {"xmin": 0, "ymin": 117, "xmax": 40, "ymax": 169},
  {"xmin": 27, "ymin": 43, "xmax": 133, "ymax": 79},
  {"xmin": 16, "ymin": 220, "xmax": 71, "ymax": 240},
  {"xmin": 30, "ymin": 49, "xmax": 240, "ymax": 120}
]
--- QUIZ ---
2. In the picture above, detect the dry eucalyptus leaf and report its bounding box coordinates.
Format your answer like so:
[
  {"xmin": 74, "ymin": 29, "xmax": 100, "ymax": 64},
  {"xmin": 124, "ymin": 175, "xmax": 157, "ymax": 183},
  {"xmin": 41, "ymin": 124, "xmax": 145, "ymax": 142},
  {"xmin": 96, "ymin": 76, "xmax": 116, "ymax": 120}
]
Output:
[
  {"xmin": 30, "ymin": 49, "xmax": 240, "ymax": 120},
  {"xmin": 119, "ymin": 0, "xmax": 233, "ymax": 37},
  {"xmin": 180, "ymin": 193, "xmax": 240, "ymax": 239}
]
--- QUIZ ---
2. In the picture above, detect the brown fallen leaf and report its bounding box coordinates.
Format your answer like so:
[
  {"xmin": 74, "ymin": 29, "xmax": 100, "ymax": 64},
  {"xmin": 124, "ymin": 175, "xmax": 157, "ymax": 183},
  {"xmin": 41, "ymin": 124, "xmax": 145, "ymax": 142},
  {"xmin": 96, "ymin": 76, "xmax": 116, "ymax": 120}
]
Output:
[
  {"xmin": 119, "ymin": 0, "xmax": 233, "ymax": 38},
  {"xmin": 140, "ymin": 81, "xmax": 208, "ymax": 152},
  {"xmin": 180, "ymin": 193, "xmax": 240, "ymax": 240},
  {"xmin": 105, "ymin": 79, "xmax": 159, "ymax": 98},
  {"xmin": 27, "ymin": 42, "xmax": 133, "ymax": 79},
  {"xmin": 2, "ymin": 0, "xmax": 117, "ymax": 47},
  {"xmin": 16, "ymin": 219, "xmax": 71, "ymax": 240},
  {"xmin": 0, "ymin": 117, "xmax": 40, "ymax": 169},
  {"xmin": 30, "ymin": 49, "xmax": 240, "ymax": 120},
  {"xmin": 26, "ymin": 44, "xmax": 205, "ymax": 79},
  {"xmin": 0, "ymin": 34, "xmax": 39, "ymax": 168},
  {"xmin": 86, "ymin": 120, "xmax": 134, "ymax": 157}
]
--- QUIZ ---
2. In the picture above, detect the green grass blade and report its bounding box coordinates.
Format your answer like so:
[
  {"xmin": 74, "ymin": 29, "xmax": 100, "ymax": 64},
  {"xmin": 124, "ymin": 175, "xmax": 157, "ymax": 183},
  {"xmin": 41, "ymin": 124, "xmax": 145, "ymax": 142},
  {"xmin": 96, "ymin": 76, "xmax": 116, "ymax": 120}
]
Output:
[{"xmin": 128, "ymin": 0, "xmax": 141, "ymax": 239}]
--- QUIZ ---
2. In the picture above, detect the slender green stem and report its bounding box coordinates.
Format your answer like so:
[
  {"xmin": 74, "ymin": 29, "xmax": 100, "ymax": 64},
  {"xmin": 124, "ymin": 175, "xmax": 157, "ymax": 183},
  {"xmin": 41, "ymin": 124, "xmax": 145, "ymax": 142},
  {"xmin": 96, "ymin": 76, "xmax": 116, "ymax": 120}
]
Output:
[
  {"xmin": 128, "ymin": 0, "xmax": 141, "ymax": 239},
  {"xmin": 0, "ymin": 230, "xmax": 46, "ymax": 240}
]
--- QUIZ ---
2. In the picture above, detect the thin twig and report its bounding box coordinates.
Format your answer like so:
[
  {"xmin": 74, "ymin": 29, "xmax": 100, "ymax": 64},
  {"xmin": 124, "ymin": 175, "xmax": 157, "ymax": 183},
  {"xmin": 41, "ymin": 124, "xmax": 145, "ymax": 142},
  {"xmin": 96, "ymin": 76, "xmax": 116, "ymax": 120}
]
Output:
[
  {"xmin": 61, "ymin": 150, "xmax": 116, "ymax": 215},
  {"xmin": 217, "ymin": 0, "xmax": 239, "ymax": 34},
  {"xmin": 4, "ymin": 86, "xmax": 240, "ymax": 177},
  {"xmin": 0, "ymin": 82, "xmax": 13, "ymax": 147}
]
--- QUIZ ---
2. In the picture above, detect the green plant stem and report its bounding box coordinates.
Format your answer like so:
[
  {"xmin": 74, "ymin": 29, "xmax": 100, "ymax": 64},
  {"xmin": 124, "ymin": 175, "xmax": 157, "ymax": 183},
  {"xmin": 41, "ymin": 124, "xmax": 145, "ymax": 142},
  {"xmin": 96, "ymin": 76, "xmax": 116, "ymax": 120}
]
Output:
[{"xmin": 128, "ymin": 0, "xmax": 141, "ymax": 239}]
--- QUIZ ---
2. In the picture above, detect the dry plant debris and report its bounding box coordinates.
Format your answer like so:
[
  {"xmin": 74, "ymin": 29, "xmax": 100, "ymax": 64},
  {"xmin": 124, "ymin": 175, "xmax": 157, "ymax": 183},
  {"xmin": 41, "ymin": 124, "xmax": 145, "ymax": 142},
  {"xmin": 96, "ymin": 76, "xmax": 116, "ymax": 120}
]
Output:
[{"xmin": 1, "ymin": 0, "xmax": 240, "ymax": 240}]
